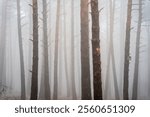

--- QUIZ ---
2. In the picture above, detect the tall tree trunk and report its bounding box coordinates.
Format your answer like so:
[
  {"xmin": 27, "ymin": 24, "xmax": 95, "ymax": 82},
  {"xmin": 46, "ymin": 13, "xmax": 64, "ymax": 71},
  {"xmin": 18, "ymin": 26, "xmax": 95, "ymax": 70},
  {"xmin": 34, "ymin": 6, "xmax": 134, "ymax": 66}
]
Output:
[
  {"xmin": 71, "ymin": 0, "xmax": 77, "ymax": 100},
  {"xmin": 147, "ymin": 25, "xmax": 150, "ymax": 97},
  {"xmin": 81, "ymin": 0, "xmax": 92, "ymax": 100},
  {"xmin": 0, "ymin": 0, "xmax": 7, "ymax": 91},
  {"xmin": 119, "ymin": 0, "xmax": 126, "ymax": 99},
  {"xmin": 63, "ymin": 0, "xmax": 70, "ymax": 97},
  {"xmin": 16, "ymin": 0, "xmax": 26, "ymax": 100},
  {"xmin": 30, "ymin": 0, "xmax": 39, "ymax": 100},
  {"xmin": 132, "ymin": 0, "xmax": 142, "ymax": 100},
  {"xmin": 109, "ymin": 0, "xmax": 119, "ymax": 100},
  {"xmin": 91, "ymin": 0, "xmax": 102, "ymax": 100},
  {"xmin": 53, "ymin": 0, "xmax": 60, "ymax": 100},
  {"xmin": 42, "ymin": 0, "xmax": 51, "ymax": 100},
  {"xmin": 104, "ymin": 0, "xmax": 119, "ymax": 100},
  {"xmin": 123, "ymin": 0, "xmax": 132, "ymax": 100}
]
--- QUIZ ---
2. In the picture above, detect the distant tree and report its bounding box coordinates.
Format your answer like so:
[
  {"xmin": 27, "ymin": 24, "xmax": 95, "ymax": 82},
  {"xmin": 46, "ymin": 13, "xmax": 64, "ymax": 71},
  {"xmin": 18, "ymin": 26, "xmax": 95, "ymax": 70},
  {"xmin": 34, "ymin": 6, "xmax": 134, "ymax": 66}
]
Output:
[
  {"xmin": 0, "ymin": 0, "xmax": 8, "ymax": 92},
  {"xmin": 39, "ymin": 0, "xmax": 51, "ymax": 100},
  {"xmin": 16, "ymin": 0, "xmax": 26, "ymax": 100},
  {"xmin": 90, "ymin": 0, "xmax": 102, "ymax": 100},
  {"xmin": 63, "ymin": 0, "xmax": 70, "ymax": 97},
  {"xmin": 30, "ymin": 0, "xmax": 39, "ymax": 100},
  {"xmin": 53, "ymin": 0, "xmax": 61, "ymax": 100},
  {"xmin": 104, "ymin": 0, "xmax": 119, "ymax": 100},
  {"xmin": 147, "ymin": 24, "xmax": 150, "ymax": 97},
  {"xmin": 132, "ymin": 0, "xmax": 142, "ymax": 100},
  {"xmin": 81, "ymin": 0, "xmax": 92, "ymax": 100},
  {"xmin": 123, "ymin": 0, "xmax": 132, "ymax": 100},
  {"xmin": 70, "ymin": 0, "xmax": 77, "ymax": 100}
]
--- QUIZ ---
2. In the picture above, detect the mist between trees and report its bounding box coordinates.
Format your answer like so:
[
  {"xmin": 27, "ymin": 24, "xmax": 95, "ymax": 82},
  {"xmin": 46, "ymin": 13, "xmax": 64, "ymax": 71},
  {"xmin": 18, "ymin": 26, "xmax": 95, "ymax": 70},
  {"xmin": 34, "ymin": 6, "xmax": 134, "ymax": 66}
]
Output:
[{"xmin": 0, "ymin": 0, "xmax": 150, "ymax": 100}]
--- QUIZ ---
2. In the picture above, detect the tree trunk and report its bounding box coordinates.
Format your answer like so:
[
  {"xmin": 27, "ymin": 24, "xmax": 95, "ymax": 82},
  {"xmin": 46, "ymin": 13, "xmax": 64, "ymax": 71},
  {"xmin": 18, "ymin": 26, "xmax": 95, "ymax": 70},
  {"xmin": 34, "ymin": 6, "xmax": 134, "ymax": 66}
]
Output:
[
  {"xmin": 104, "ymin": 0, "xmax": 119, "ymax": 100},
  {"xmin": 81, "ymin": 0, "xmax": 92, "ymax": 100},
  {"xmin": 0, "ymin": 0, "xmax": 7, "ymax": 92},
  {"xmin": 109, "ymin": 0, "xmax": 119, "ymax": 100},
  {"xmin": 53, "ymin": 0, "xmax": 60, "ymax": 100},
  {"xmin": 16, "ymin": 0, "xmax": 26, "ymax": 100},
  {"xmin": 71, "ymin": 0, "xmax": 77, "ymax": 100},
  {"xmin": 91, "ymin": 0, "xmax": 102, "ymax": 100},
  {"xmin": 147, "ymin": 25, "xmax": 150, "ymax": 97},
  {"xmin": 42, "ymin": 0, "xmax": 51, "ymax": 100},
  {"xmin": 132, "ymin": 0, "xmax": 142, "ymax": 100},
  {"xmin": 30, "ymin": 0, "xmax": 39, "ymax": 100},
  {"xmin": 123, "ymin": 0, "xmax": 132, "ymax": 100},
  {"xmin": 63, "ymin": 0, "xmax": 70, "ymax": 97}
]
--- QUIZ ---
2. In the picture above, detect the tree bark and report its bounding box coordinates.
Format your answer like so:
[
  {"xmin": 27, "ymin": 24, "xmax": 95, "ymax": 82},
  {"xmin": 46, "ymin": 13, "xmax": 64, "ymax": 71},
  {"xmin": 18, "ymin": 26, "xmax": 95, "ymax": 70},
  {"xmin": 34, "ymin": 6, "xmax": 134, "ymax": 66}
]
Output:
[
  {"xmin": 91, "ymin": 0, "xmax": 102, "ymax": 100},
  {"xmin": 123, "ymin": 0, "xmax": 132, "ymax": 100},
  {"xmin": 30, "ymin": 0, "xmax": 39, "ymax": 100},
  {"xmin": 81, "ymin": 0, "xmax": 92, "ymax": 100}
]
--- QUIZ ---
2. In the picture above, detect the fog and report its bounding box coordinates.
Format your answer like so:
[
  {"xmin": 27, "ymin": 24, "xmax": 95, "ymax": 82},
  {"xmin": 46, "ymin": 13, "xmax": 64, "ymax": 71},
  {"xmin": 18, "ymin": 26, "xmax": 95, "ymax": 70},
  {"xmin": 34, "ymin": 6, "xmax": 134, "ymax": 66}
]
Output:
[{"xmin": 0, "ymin": 0, "xmax": 150, "ymax": 100}]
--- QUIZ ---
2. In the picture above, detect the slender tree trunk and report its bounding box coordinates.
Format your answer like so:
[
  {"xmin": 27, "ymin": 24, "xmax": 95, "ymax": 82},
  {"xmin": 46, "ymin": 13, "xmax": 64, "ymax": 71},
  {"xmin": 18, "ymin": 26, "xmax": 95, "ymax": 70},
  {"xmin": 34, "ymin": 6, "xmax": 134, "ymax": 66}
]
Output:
[
  {"xmin": 0, "ymin": 0, "xmax": 7, "ymax": 91},
  {"xmin": 109, "ymin": 0, "xmax": 119, "ymax": 99},
  {"xmin": 42, "ymin": 0, "xmax": 51, "ymax": 100},
  {"xmin": 63, "ymin": 0, "xmax": 70, "ymax": 97},
  {"xmin": 91, "ymin": 0, "xmax": 102, "ymax": 100},
  {"xmin": 53, "ymin": 0, "xmax": 60, "ymax": 100},
  {"xmin": 119, "ymin": 0, "xmax": 126, "ymax": 99},
  {"xmin": 147, "ymin": 25, "xmax": 150, "ymax": 97},
  {"xmin": 81, "ymin": 0, "xmax": 92, "ymax": 100},
  {"xmin": 30, "ymin": 0, "xmax": 39, "ymax": 100},
  {"xmin": 16, "ymin": 0, "xmax": 26, "ymax": 100},
  {"xmin": 132, "ymin": 0, "xmax": 142, "ymax": 100},
  {"xmin": 104, "ymin": 0, "xmax": 119, "ymax": 99},
  {"xmin": 104, "ymin": 2, "xmax": 111, "ymax": 99},
  {"xmin": 123, "ymin": 0, "xmax": 132, "ymax": 100},
  {"xmin": 71, "ymin": 0, "xmax": 77, "ymax": 100}
]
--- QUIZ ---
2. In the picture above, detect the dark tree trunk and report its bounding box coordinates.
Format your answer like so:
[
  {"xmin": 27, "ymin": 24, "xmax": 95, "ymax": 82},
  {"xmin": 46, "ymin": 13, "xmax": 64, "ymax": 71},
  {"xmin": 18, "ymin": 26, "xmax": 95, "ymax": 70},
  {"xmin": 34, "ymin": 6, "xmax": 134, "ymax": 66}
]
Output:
[
  {"xmin": 30, "ymin": 0, "xmax": 39, "ymax": 100},
  {"xmin": 53, "ymin": 0, "xmax": 60, "ymax": 100},
  {"xmin": 16, "ymin": 0, "xmax": 26, "ymax": 100},
  {"xmin": 91, "ymin": 0, "xmax": 102, "ymax": 100},
  {"xmin": 81, "ymin": 0, "xmax": 92, "ymax": 100},
  {"xmin": 123, "ymin": 0, "xmax": 132, "ymax": 100},
  {"xmin": 132, "ymin": 0, "xmax": 142, "ymax": 100}
]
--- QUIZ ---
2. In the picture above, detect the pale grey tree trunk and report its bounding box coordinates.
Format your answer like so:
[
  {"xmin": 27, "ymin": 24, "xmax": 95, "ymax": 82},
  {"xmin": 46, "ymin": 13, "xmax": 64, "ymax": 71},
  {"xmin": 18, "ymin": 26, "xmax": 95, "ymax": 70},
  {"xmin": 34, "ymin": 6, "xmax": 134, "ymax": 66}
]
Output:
[
  {"xmin": 43, "ymin": 0, "xmax": 51, "ymax": 100},
  {"xmin": 147, "ymin": 25, "xmax": 150, "ymax": 97},
  {"xmin": 132, "ymin": 0, "xmax": 142, "ymax": 100},
  {"xmin": 71, "ymin": 0, "xmax": 77, "ymax": 100},
  {"xmin": 63, "ymin": 0, "xmax": 70, "ymax": 97},
  {"xmin": 104, "ymin": 0, "xmax": 119, "ymax": 99},
  {"xmin": 53, "ymin": 0, "xmax": 60, "ymax": 100},
  {"xmin": 0, "ymin": 0, "xmax": 8, "ymax": 93},
  {"xmin": 16, "ymin": 0, "xmax": 26, "ymax": 99}
]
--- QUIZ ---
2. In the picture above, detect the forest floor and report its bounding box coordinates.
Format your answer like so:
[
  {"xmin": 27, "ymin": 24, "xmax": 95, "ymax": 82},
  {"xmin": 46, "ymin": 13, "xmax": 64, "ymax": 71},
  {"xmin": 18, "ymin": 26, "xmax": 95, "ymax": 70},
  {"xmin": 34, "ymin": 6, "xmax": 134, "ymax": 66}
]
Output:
[{"xmin": 0, "ymin": 95, "xmax": 20, "ymax": 100}]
